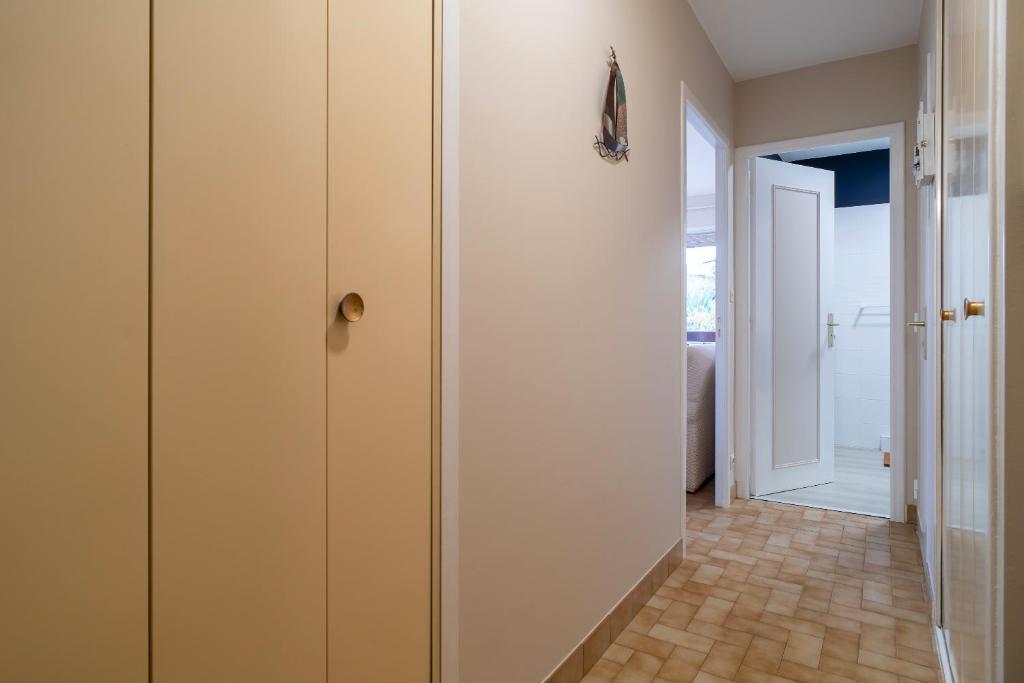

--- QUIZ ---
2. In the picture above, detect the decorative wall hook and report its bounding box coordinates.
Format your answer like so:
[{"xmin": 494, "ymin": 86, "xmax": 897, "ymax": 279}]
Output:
[{"xmin": 594, "ymin": 45, "xmax": 630, "ymax": 161}]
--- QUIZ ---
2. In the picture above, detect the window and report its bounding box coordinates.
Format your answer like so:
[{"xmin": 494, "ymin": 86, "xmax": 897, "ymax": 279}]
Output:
[{"xmin": 686, "ymin": 245, "xmax": 716, "ymax": 341}]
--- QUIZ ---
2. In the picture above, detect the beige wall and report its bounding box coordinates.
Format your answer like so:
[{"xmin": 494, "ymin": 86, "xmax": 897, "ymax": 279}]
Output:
[
  {"xmin": 734, "ymin": 46, "xmax": 920, "ymax": 509},
  {"xmin": 458, "ymin": 2, "xmax": 732, "ymax": 681}
]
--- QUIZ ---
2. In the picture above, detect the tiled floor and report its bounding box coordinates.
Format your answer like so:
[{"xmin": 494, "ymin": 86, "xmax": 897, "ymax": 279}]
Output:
[
  {"xmin": 758, "ymin": 448, "xmax": 891, "ymax": 518},
  {"xmin": 583, "ymin": 483, "xmax": 940, "ymax": 683}
]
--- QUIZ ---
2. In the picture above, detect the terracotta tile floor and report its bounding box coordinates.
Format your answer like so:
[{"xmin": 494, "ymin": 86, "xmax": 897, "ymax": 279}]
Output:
[{"xmin": 583, "ymin": 483, "xmax": 941, "ymax": 683}]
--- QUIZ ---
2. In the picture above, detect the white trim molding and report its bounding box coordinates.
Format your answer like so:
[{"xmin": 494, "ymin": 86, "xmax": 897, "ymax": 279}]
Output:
[
  {"xmin": 440, "ymin": 0, "xmax": 460, "ymax": 680},
  {"xmin": 682, "ymin": 87, "xmax": 735, "ymax": 510}
]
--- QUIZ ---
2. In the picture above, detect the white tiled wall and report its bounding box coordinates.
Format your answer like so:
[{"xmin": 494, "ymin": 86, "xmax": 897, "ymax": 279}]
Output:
[{"xmin": 833, "ymin": 203, "xmax": 890, "ymax": 449}]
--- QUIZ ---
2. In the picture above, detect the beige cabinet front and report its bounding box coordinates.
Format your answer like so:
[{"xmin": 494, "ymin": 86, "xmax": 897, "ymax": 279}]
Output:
[
  {"xmin": 327, "ymin": 1, "xmax": 435, "ymax": 681},
  {"xmin": 0, "ymin": 2, "xmax": 150, "ymax": 681},
  {"xmin": 151, "ymin": 2, "xmax": 329, "ymax": 681},
  {"xmin": 151, "ymin": 1, "xmax": 434, "ymax": 681}
]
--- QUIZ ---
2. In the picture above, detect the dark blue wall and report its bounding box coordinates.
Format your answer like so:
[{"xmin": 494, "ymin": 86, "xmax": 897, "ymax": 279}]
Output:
[{"xmin": 762, "ymin": 149, "xmax": 889, "ymax": 208}]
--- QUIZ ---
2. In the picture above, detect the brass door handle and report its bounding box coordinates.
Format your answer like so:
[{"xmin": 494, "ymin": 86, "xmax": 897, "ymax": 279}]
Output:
[
  {"xmin": 963, "ymin": 299, "xmax": 984, "ymax": 318},
  {"xmin": 339, "ymin": 292, "xmax": 365, "ymax": 322},
  {"xmin": 941, "ymin": 309, "xmax": 956, "ymax": 322}
]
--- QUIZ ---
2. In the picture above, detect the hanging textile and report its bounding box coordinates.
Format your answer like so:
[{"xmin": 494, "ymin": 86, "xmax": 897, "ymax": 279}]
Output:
[{"xmin": 594, "ymin": 47, "xmax": 629, "ymax": 161}]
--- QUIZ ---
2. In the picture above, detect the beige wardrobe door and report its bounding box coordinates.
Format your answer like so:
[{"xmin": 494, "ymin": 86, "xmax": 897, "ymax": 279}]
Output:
[
  {"xmin": 0, "ymin": 3, "xmax": 149, "ymax": 681},
  {"xmin": 151, "ymin": 2, "xmax": 327, "ymax": 681},
  {"xmin": 327, "ymin": 0, "xmax": 434, "ymax": 680}
]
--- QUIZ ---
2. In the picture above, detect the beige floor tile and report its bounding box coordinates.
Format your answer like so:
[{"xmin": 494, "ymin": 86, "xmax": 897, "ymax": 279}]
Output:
[
  {"xmin": 691, "ymin": 564, "xmax": 725, "ymax": 585},
  {"xmin": 629, "ymin": 606, "xmax": 667, "ymax": 634},
  {"xmin": 819, "ymin": 655, "xmax": 899, "ymax": 683},
  {"xmin": 857, "ymin": 649, "xmax": 938, "ymax": 683},
  {"xmin": 765, "ymin": 590, "xmax": 801, "ymax": 617},
  {"xmin": 648, "ymin": 595, "xmax": 673, "ymax": 610},
  {"xmin": 776, "ymin": 659, "xmax": 856, "ymax": 682},
  {"xmin": 724, "ymin": 614, "xmax": 791, "ymax": 643},
  {"xmin": 659, "ymin": 601, "xmax": 699, "ymax": 631},
  {"xmin": 687, "ymin": 619, "xmax": 755, "ymax": 649},
  {"xmin": 860, "ymin": 624, "xmax": 897, "ymax": 657},
  {"xmin": 895, "ymin": 645, "xmax": 938, "ymax": 668},
  {"xmin": 583, "ymin": 659, "xmax": 624, "ymax": 683},
  {"xmin": 742, "ymin": 635, "xmax": 786, "ymax": 674},
  {"xmin": 617, "ymin": 630, "xmax": 677, "ymax": 659},
  {"xmin": 648, "ymin": 624, "xmax": 714, "ymax": 654},
  {"xmin": 605, "ymin": 644, "xmax": 636, "ymax": 665},
  {"xmin": 692, "ymin": 671, "xmax": 735, "ymax": 683},
  {"xmin": 581, "ymin": 485, "xmax": 942, "ymax": 683},
  {"xmin": 894, "ymin": 619, "xmax": 934, "ymax": 652},
  {"xmin": 655, "ymin": 647, "xmax": 706, "ymax": 683},
  {"xmin": 821, "ymin": 628, "xmax": 860, "ymax": 663},
  {"xmin": 613, "ymin": 651, "xmax": 665, "ymax": 683},
  {"xmin": 700, "ymin": 640, "xmax": 747, "ymax": 679},
  {"xmin": 783, "ymin": 631, "xmax": 823, "ymax": 669},
  {"xmin": 694, "ymin": 596, "xmax": 735, "ymax": 626}
]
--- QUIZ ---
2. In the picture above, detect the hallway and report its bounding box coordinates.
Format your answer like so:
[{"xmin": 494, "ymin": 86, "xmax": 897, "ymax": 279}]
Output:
[{"xmin": 583, "ymin": 485, "xmax": 940, "ymax": 683}]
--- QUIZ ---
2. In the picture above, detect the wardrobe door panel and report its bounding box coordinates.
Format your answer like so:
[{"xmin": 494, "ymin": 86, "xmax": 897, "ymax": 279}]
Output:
[
  {"xmin": 151, "ymin": 2, "xmax": 327, "ymax": 681},
  {"xmin": 0, "ymin": 3, "xmax": 150, "ymax": 680},
  {"xmin": 327, "ymin": 0, "xmax": 434, "ymax": 680}
]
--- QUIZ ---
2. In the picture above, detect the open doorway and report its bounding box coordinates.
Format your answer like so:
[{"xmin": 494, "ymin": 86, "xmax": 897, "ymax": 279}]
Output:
[
  {"xmin": 735, "ymin": 124, "xmax": 906, "ymax": 520},
  {"xmin": 683, "ymin": 93, "xmax": 731, "ymax": 508}
]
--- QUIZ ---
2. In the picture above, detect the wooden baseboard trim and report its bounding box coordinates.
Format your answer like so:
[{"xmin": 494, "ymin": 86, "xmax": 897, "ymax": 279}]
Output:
[{"xmin": 543, "ymin": 538, "xmax": 684, "ymax": 683}]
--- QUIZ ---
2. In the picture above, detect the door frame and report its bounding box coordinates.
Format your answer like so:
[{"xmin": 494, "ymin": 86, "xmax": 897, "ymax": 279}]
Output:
[
  {"xmin": 734, "ymin": 122, "xmax": 907, "ymax": 521},
  {"xmin": 682, "ymin": 87, "xmax": 734, "ymax": 509},
  {"xmin": 438, "ymin": 0, "xmax": 458, "ymax": 681}
]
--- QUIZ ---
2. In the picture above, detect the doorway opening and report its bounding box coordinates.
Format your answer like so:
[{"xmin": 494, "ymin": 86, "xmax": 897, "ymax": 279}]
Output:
[
  {"xmin": 683, "ymin": 93, "xmax": 731, "ymax": 509},
  {"xmin": 735, "ymin": 124, "xmax": 906, "ymax": 521}
]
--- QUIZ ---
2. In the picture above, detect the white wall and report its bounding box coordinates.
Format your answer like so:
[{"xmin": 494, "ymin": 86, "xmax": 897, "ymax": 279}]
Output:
[
  {"xmin": 458, "ymin": 2, "xmax": 734, "ymax": 682},
  {"xmin": 834, "ymin": 204, "xmax": 891, "ymax": 450}
]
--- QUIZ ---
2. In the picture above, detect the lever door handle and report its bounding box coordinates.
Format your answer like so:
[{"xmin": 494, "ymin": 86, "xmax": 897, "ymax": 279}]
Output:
[{"xmin": 907, "ymin": 321, "xmax": 926, "ymax": 328}]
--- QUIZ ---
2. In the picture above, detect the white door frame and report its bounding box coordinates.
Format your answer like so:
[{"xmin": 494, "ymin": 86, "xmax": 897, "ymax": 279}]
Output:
[
  {"xmin": 682, "ymin": 86, "xmax": 735, "ymax": 509},
  {"xmin": 734, "ymin": 123, "xmax": 907, "ymax": 522}
]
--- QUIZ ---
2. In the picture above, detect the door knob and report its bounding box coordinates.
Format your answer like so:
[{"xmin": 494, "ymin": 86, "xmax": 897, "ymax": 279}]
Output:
[
  {"xmin": 941, "ymin": 309, "xmax": 956, "ymax": 322},
  {"xmin": 963, "ymin": 299, "xmax": 984, "ymax": 318},
  {"xmin": 339, "ymin": 292, "xmax": 365, "ymax": 322}
]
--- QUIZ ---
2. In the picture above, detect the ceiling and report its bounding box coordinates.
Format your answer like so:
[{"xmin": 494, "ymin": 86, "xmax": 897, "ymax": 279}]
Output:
[
  {"xmin": 688, "ymin": 0, "xmax": 924, "ymax": 82},
  {"xmin": 778, "ymin": 137, "xmax": 889, "ymax": 162}
]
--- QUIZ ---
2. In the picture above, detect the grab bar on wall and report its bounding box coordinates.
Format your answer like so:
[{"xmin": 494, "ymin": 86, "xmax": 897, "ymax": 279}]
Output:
[{"xmin": 853, "ymin": 304, "xmax": 890, "ymax": 326}]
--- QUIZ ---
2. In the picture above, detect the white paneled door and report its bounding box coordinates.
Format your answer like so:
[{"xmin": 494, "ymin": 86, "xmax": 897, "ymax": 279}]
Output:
[
  {"xmin": 940, "ymin": 0, "xmax": 997, "ymax": 680},
  {"xmin": 751, "ymin": 158, "xmax": 836, "ymax": 496}
]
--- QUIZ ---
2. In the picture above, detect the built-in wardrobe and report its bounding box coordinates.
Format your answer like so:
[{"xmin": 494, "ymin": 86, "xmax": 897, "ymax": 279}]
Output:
[{"xmin": 1, "ymin": 2, "xmax": 436, "ymax": 681}]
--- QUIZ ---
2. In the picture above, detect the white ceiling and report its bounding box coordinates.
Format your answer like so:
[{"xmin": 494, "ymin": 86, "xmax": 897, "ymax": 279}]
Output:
[
  {"xmin": 779, "ymin": 137, "xmax": 889, "ymax": 162},
  {"xmin": 688, "ymin": 0, "xmax": 924, "ymax": 82}
]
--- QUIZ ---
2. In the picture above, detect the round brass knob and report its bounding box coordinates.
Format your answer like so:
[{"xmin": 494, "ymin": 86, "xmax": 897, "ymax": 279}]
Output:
[
  {"xmin": 963, "ymin": 298, "xmax": 984, "ymax": 318},
  {"xmin": 339, "ymin": 292, "xmax": 365, "ymax": 322},
  {"xmin": 941, "ymin": 309, "xmax": 956, "ymax": 322}
]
